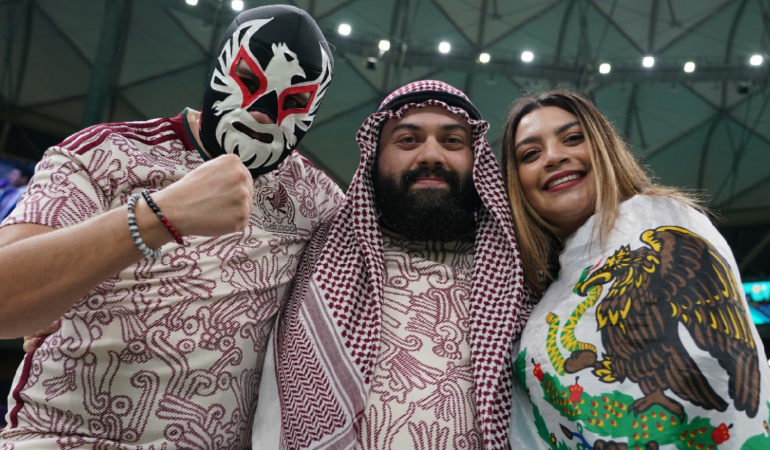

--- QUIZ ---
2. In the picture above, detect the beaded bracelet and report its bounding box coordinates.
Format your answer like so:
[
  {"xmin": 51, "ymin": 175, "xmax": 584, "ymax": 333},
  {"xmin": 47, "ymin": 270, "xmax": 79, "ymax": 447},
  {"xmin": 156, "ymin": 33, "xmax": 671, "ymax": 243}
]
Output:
[
  {"xmin": 127, "ymin": 193, "xmax": 162, "ymax": 259},
  {"xmin": 141, "ymin": 189, "xmax": 184, "ymax": 245}
]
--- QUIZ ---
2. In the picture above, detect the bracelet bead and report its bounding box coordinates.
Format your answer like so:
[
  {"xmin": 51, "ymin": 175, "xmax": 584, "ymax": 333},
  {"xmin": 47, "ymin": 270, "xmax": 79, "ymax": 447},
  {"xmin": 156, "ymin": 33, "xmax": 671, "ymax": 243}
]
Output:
[
  {"xmin": 141, "ymin": 189, "xmax": 184, "ymax": 245},
  {"xmin": 127, "ymin": 193, "xmax": 162, "ymax": 258}
]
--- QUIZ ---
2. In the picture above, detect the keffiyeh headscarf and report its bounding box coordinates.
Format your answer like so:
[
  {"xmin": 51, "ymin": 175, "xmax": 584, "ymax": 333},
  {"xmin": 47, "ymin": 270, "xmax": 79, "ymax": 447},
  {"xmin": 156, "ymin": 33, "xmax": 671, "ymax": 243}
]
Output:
[{"xmin": 255, "ymin": 80, "xmax": 534, "ymax": 450}]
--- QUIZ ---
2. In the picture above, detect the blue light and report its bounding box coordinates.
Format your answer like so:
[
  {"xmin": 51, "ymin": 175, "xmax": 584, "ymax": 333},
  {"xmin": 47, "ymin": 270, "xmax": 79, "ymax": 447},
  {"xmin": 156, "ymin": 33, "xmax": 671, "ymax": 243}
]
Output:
[
  {"xmin": 749, "ymin": 305, "xmax": 770, "ymax": 325},
  {"xmin": 743, "ymin": 281, "xmax": 770, "ymax": 325},
  {"xmin": 743, "ymin": 281, "xmax": 770, "ymax": 303}
]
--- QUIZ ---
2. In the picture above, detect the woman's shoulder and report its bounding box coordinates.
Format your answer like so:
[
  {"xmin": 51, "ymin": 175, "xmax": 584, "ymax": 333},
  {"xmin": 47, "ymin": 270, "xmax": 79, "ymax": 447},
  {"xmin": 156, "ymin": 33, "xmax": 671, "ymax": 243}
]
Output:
[{"xmin": 619, "ymin": 194, "xmax": 707, "ymax": 225}]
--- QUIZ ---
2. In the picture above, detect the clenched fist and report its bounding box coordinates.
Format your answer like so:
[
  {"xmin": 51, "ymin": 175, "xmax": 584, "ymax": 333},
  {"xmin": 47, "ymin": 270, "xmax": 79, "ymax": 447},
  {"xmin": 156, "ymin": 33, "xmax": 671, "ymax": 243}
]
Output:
[{"xmin": 152, "ymin": 154, "xmax": 255, "ymax": 237}]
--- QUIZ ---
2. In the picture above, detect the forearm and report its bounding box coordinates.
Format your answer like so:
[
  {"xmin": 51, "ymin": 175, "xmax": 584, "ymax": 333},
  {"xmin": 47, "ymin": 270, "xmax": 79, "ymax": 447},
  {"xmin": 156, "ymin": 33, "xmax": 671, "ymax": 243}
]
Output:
[{"xmin": 0, "ymin": 199, "xmax": 172, "ymax": 338}]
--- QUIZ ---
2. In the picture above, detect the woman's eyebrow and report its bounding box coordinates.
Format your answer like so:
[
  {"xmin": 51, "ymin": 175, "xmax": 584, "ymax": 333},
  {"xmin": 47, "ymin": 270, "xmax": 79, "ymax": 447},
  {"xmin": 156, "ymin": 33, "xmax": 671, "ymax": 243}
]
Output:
[{"xmin": 555, "ymin": 120, "xmax": 580, "ymax": 135}]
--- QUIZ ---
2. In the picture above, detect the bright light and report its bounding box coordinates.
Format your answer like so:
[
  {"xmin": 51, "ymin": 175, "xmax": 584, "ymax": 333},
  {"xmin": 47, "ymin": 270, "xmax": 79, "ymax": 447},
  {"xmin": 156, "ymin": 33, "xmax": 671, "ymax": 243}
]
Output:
[
  {"xmin": 521, "ymin": 51, "xmax": 534, "ymax": 62},
  {"xmin": 768, "ymin": 358, "xmax": 770, "ymax": 368},
  {"xmin": 479, "ymin": 52, "xmax": 491, "ymax": 64},
  {"xmin": 684, "ymin": 61, "xmax": 695, "ymax": 73},
  {"xmin": 642, "ymin": 56, "xmax": 655, "ymax": 68},
  {"xmin": 338, "ymin": 24, "xmax": 351, "ymax": 36},
  {"xmin": 185, "ymin": 0, "xmax": 198, "ymax": 5},
  {"xmin": 599, "ymin": 63, "xmax": 611, "ymax": 74},
  {"xmin": 378, "ymin": 40, "xmax": 391, "ymax": 52},
  {"xmin": 750, "ymin": 54, "xmax": 764, "ymax": 66},
  {"xmin": 438, "ymin": 41, "xmax": 451, "ymax": 54},
  {"xmin": 231, "ymin": 0, "xmax": 243, "ymax": 11}
]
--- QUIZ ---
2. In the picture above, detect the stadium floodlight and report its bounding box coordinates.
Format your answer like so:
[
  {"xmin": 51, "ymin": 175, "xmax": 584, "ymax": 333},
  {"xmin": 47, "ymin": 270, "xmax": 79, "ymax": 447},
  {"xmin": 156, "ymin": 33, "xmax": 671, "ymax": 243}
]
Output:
[
  {"xmin": 599, "ymin": 63, "xmax": 611, "ymax": 74},
  {"xmin": 479, "ymin": 52, "xmax": 491, "ymax": 64},
  {"xmin": 338, "ymin": 24, "xmax": 351, "ymax": 36},
  {"xmin": 186, "ymin": 0, "xmax": 198, "ymax": 5},
  {"xmin": 642, "ymin": 56, "xmax": 655, "ymax": 68},
  {"xmin": 379, "ymin": 40, "xmax": 391, "ymax": 52},
  {"xmin": 521, "ymin": 51, "xmax": 534, "ymax": 62},
  {"xmin": 438, "ymin": 41, "xmax": 451, "ymax": 54},
  {"xmin": 231, "ymin": 1, "xmax": 244, "ymax": 11},
  {"xmin": 750, "ymin": 54, "xmax": 764, "ymax": 66},
  {"xmin": 684, "ymin": 61, "xmax": 695, "ymax": 73}
]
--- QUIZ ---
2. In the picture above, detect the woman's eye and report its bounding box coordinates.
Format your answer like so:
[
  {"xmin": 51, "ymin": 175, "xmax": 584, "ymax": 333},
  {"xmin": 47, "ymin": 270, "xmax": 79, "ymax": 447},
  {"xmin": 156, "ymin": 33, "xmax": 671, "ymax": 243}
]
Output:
[
  {"xmin": 520, "ymin": 149, "xmax": 539, "ymax": 162},
  {"xmin": 565, "ymin": 133, "xmax": 584, "ymax": 144}
]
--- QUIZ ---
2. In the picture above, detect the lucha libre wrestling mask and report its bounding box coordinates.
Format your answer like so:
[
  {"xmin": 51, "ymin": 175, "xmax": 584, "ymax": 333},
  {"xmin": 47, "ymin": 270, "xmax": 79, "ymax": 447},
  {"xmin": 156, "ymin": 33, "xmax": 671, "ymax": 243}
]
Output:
[{"xmin": 199, "ymin": 5, "xmax": 333, "ymax": 176}]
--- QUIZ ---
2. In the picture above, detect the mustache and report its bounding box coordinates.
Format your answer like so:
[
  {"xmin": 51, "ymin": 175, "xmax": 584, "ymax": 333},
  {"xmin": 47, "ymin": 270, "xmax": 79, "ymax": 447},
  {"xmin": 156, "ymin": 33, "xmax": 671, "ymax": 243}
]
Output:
[{"xmin": 400, "ymin": 167, "xmax": 461, "ymax": 188}]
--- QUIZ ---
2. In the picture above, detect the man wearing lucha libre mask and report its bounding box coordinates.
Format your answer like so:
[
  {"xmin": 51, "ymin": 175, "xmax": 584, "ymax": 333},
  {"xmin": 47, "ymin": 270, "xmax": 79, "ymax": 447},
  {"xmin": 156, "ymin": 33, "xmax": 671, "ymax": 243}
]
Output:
[{"xmin": 0, "ymin": 5, "xmax": 342, "ymax": 449}]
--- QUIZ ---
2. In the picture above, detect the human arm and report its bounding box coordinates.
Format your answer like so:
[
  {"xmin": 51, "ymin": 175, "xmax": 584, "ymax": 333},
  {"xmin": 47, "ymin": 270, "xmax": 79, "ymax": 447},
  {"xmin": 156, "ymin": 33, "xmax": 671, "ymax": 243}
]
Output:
[{"xmin": 0, "ymin": 154, "xmax": 254, "ymax": 339}]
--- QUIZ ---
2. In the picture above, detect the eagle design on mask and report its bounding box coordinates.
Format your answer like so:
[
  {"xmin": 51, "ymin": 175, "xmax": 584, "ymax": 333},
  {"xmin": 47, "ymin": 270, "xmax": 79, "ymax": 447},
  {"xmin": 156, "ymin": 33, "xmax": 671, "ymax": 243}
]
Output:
[
  {"xmin": 208, "ymin": 18, "xmax": 331, "ymax": 172},
  {"xmin": 563, "ymin": 226, "xmax": 760, "ymax": 422}
]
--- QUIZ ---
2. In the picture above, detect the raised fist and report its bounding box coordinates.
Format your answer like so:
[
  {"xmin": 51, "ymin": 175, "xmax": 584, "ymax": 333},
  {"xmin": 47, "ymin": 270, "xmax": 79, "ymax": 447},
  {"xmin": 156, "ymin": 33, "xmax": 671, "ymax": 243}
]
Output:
[{"xmin": 152, "ymin": 154, "xmax": 255, "ymax": 237}]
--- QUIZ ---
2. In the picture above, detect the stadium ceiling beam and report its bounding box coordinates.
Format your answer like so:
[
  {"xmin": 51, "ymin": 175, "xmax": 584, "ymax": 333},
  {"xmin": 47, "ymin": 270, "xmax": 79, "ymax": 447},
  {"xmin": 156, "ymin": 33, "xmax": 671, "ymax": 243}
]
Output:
[
  {"xmin": 464, "ymin": 0, "xmax": 491, "ymax": 95},
  {"xmin": 715, "ymin": 174, "xmax": 770, "ymax": 212},
  {"xmin": 721, "ymin": 0, "xmax": 749, "ymax": 108},
  {"xmin": 586, "ymin": 0, "xmax": 645, "ymax": 54},
  {"xmin": 655, "ymin": 1, "xmax": 734, "ymax": 54},
  {"xmin": 481, "ymin": 0, "xmax": 562, "ymax": 49},
  {"xmin": 642, "ymin": 82, "xmax": 770, "ymax": 169},
  {"xmin": 327, "ymin": 35, "xmax": 770, "ymax": 85},
  {"xmin": 648, "ymin": 0, "xmax": 660, "ymax": 52},
  {"xmin": 34, "ymin": 3, "xmax": 92, "ymax": 66},
  {"xmin": 696, "ymin": 117, "xmax": 721, "ymax": 190},
  {"xmin": 163, "ymin": 6, "xmax": 209, "ymax": 56},
  {"xmin": 0, "ymin": 0, "xmax": 33, "ymax": 105},
  {"xmin": 554, "ymin": 0, "xmax": 577, "ymax": 64},
  {"xmin": 738, "ymin": 231, "xmax": 770, "ymax": 270},
  {"xmin": 315, "ymin": 0, "xmax": 360, "ymax": 21},
  {"xmin": 428, "ymin": 0, "xmax": 475, "ymax": 48},
  {"xmin": 81, "ymin": 0, "xmax": 132, "ymax": 127}
]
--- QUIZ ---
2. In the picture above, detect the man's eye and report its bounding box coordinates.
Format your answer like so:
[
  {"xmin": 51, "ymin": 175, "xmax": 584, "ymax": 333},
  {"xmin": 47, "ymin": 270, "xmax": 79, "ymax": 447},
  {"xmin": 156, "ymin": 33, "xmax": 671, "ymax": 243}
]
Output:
[
  {"xmin": 240, "ymin": 77, "xmax": 259, "ymax": 95},
  {"xmin": 397, "ymin": 136, "xmax": 417, "ymax": 145},
  {"xmin": 283, "ymin": 95, "xmax": 309, "ymax": 110}
]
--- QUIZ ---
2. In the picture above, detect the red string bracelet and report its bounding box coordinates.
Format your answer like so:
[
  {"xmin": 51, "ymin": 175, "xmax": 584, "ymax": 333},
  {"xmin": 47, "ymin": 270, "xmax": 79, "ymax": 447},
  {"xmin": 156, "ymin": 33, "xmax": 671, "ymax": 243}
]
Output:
[{"xmin": 141, "ymin": 189, "xmax": 184, "ymax": 245}]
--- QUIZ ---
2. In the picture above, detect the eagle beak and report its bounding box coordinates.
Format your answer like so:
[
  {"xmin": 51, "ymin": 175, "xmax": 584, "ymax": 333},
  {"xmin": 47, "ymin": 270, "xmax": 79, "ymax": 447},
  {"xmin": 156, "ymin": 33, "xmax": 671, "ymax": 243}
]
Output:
[{"xmin": 577, "ymin": 272, "xmax": 612, "ymax": 295}]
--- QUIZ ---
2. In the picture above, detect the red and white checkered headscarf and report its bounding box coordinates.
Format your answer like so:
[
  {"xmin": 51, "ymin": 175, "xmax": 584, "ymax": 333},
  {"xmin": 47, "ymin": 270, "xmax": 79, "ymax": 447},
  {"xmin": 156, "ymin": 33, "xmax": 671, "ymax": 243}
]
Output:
[{"xmin": 260, "ymin": 80, "xmax": 532, "ymax": 450}]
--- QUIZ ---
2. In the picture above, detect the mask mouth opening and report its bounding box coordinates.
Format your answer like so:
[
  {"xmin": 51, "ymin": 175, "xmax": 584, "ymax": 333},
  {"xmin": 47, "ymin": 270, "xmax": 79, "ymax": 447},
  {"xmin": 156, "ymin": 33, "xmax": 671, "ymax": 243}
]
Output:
[{"xmin": 233, "ymin": 121, "xmax": 275, "ymax": 144}]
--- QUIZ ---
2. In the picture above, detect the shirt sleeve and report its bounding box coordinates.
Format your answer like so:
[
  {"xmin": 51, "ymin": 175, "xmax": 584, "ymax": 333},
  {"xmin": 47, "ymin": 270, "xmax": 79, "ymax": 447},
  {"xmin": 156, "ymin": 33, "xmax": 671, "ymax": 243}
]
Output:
[
  {"xmin": 1, "ymin": 146, "xmax": 112, "ymax": 229},
  {"xmin": 311, "ymin": 167, "xmax": 344, "ymax": 226}
]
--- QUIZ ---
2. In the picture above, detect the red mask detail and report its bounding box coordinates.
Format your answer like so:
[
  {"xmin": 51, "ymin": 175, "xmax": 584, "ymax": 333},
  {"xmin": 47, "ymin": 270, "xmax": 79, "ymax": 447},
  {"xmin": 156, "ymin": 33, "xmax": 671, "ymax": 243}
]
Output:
[
  {"xmin": 230, "ymin": 46, "xmax": 268, "ymax": 109},
  {"xmin": 277, "ymin": 84, "xmax": 318, "ymax": 125}
]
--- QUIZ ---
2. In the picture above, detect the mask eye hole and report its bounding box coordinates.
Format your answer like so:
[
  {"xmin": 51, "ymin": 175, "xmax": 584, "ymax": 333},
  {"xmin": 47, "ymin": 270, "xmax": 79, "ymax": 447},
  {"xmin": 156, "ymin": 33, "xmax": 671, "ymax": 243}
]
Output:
[
  {"xmin": 229, "ymin": 47, "xmax": 267, "ymax": 108},
  {"xmin": 277, "ymin": 84, "xmax": 318, "ymax": 125}
]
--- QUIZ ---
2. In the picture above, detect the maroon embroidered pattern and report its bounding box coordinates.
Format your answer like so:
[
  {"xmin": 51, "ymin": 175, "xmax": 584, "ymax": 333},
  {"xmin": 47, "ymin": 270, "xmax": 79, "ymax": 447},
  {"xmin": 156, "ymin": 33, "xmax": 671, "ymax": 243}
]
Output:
[
  {"xmin": 354, "ymin": 233, "xmax": 482, "ymax": 450},
  {"xmin": 262, "ymin": 80, "xmax": 535, "ymax": 450},
  {"xmin": 0, "ymin": 116, "xmax": 342, "ymax": 450}
]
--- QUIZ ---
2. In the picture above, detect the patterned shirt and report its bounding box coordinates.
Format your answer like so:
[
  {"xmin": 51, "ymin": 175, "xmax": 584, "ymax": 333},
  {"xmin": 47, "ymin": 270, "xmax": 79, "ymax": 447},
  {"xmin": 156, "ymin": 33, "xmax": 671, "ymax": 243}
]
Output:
[
  {"xmin": 0, "ymin": 113, "xmax": 343, "ymax": 450},
  {"xmin": 355, "ymin": 229, "xmax": 483, "ymax": 450}
]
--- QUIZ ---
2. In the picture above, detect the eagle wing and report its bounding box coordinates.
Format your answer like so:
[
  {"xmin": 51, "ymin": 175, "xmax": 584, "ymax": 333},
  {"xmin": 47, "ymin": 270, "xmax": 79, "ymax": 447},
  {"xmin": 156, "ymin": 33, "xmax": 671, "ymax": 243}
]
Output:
[{"xmin": 643, "ymin": 226, "xmax": 760, "ymax": 417}]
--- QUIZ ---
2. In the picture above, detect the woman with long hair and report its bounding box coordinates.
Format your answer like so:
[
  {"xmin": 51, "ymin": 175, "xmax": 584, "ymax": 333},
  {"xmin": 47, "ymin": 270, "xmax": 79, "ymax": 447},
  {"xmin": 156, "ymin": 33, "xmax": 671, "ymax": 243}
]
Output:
[{"xmin": 502, "ymin": 90, "xmax": 770, "ymax": 450}]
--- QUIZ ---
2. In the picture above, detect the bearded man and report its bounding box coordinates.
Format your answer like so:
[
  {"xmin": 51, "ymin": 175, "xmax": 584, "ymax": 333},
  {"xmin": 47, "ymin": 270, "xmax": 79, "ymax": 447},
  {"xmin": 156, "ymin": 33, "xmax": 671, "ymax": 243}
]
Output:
[
  {"xmin": 254, "ymin": 81, "xmax": 535, "ymax": 450},
  {"xmin": 0, "ymin": 5, "xmax": 341, "ymax": 449}
]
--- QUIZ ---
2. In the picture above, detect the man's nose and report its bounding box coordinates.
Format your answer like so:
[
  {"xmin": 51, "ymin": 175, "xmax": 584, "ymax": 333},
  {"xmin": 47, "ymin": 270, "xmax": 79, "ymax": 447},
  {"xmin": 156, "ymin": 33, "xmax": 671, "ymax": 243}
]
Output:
[
  {"xmin": 250, "ymin": 110, "xmax": 276, "ymax": 125},
  {"xmin": 416, "ymin": 138, "xmax": 447, "ymax": 169}
]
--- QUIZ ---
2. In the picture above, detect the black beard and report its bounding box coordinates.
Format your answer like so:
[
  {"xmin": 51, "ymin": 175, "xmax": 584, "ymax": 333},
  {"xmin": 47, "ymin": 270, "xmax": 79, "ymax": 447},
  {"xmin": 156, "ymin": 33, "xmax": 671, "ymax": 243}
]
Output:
[{"xmin": 372, "ymin": 166, "xmax": 482, "ymax": 242}]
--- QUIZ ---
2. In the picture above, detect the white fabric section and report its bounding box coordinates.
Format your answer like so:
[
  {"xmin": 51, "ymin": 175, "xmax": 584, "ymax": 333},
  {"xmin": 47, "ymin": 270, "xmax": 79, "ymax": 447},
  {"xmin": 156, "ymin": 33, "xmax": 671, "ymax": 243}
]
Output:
[
  {"xmin": 0, "ymin": 117, "xmax": 343, "ymax": 450},
  {"xmin": 253, "ymin": 337, "xmax": 281, "ymax": 450},
  {"xmin": 509, "ymin": 195, "xmax": 770, "ymax": 450},
  {"xmin": 355, "ymin": 230, "xmax": 482, "ymax": 450}
]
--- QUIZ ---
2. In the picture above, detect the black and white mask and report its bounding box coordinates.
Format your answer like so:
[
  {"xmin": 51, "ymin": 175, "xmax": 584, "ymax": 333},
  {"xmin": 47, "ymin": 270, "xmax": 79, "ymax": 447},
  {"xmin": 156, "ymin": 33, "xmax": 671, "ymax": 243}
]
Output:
[{"xmin": 199, "ymin": 5, "xmax": 333, "ymax": 176}]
